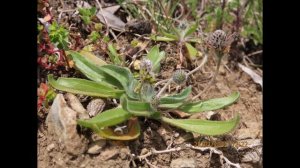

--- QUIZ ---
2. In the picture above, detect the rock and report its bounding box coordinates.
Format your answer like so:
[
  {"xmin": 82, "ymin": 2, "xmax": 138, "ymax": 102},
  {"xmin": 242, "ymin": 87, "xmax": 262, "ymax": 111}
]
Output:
[
  {"xmin": 119, "ymin": 147, "xmax": 130, "ymax": 160},
  {"xmin": 87, "ymin": 99, "xmax": 106, "ymax": 117},
  {"xmin": 174, "ymin": 133, "xmax": 194, "ymax": 145},
  {"xmin": 100, "ymin": 148, "xmax": 119, "ymax": 160},
  {"xmin": 46, "ymin": 94, "xmax": 88, "ymax": 155},
  {"xmin": 46, "ymin": 143, "xmax": 55, "ymax": 152},
  {"xmin": 205, "ymin": 111, "xmax": 221, "ymax": 121},
  {"xmin": 170, "ymin": 158, "xmax": 196, "ymax": 168},
  {"xmin": 64, "ymin": 93, "xmax": 89, "ymax": 119},
  {"xmin": 87, "ymin": 140, "xmax": 106, "ymax": 154},
  {"xmin": 235, "ymin": 127, "xmax": 261, "ymax": 140},
  {"xmin": 241, "ymin": 147, "xmax": 262, "ymax": 163},
  {"xmin": 140, "ymin": 148, "xmax": 149, "ymax": 155}
]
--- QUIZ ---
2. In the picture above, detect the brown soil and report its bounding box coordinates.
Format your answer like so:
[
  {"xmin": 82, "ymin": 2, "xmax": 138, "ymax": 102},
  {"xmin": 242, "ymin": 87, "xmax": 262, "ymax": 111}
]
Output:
[
  {"xmin": 38, "ymin": 55, "xmax": 262, "ymax": 167},
  {"xmin": 38, "ymin": 0, "xmax": 262, "ymax": 167}
]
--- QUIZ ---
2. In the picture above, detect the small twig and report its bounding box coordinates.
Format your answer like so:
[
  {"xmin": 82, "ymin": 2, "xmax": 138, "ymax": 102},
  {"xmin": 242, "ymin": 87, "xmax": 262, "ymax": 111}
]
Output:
[
  {"xmin": 191, "ymin": 56, "xmax": 221, "ymax": 100},
  {"xmin": 137, "ymin": 144, "xmax": 240, "ymax": 168},
  {"xmin": 187, "ymin": 54, "xmax": 208, "ymax": 76},
  {"xmin": 186, "ymin": 144, "xmax": 241, "ymax": 168},
  {"xmin": 95, "ymin": 0, "xmax": 110, "ymax": 36},
  {"xmin": 246, "ymin": 50, "xmax": 262, "ymax": 57},
  {"xmin": 145, "ymin": 158, "xmax": 158, "ymax": 168},
  {"xmin": 154, "ymin": 79, "xmax": 169, "ymax": 87},
  {"xmin": 59, "ymin": 0, "xmax": 65, "ymax": 9},
  {"xmin": 156, "ymin": 79, "xmax": 173, "ymax": 98},
  {"xmin": 109, "ymin": 29, "xmax": 118, "ymax": 42}
]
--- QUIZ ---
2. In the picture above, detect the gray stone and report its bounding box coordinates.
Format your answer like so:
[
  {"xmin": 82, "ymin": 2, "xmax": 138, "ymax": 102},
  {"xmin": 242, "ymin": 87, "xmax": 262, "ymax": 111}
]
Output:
[
  {"xmin": 87, "ymin": 99, "xmax": 106, "ymax": 117},
  {"xmin": 87, "ymin": 140, "xmax": 106, "ymax": 154},
  {"xmin": 170, "ymin": 158, "xmax": 196, "ymax": 168},
  {"xmin": 46, "ymin": 94, "xmax": 88, "ymax": 155}
]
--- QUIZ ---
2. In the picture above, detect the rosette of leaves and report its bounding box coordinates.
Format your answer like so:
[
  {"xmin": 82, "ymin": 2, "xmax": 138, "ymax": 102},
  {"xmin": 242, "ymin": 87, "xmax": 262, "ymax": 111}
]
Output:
[{"xmin": 47, "ymin": 50, "xmax": 240, "ymax": 140}]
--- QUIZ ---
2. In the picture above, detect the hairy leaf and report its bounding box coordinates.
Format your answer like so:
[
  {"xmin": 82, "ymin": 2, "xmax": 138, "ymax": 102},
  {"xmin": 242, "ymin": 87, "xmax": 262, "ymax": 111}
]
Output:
[
  {"xmin": 161, "ymin": 115, "xmax": 240, "ymax": 135},
  {"xmin": 108, "ymin": 43, "xmax": 123, "ymax": 65},
  {"xmin": 150, "ymin": 35, "xmax": 176, "ymax": 42},
  {"xmin": 120, "ymin": 95, "xmax": 160, "ymax": 119},
  {"xmin": 48, "ymin": 75, "xmax": 124, "ymax": 98},
  {"xmin": 68, "ymin": 51, "xmax": 121, "ymax": 88},
  {"xmin": 180, "ymin": 92, "xmax": 240, "ymax": 113},
  {"xmin": 99, "ymin": 65, "xmax": 139, "ymax": 99},
  {"xmin": 77, "ymin": 107, "xmax": 131, "ymax": 131},
  {"xmin": 146, "ymin": 45, "xmax": 166, "ymax": 73},
  {"xmin": 185, "ymin": 43, "xmax": 198, "ymax": 60},
  {"xmin": 159, "ymin": 86, "xmax": 192, "ymax": 107}
]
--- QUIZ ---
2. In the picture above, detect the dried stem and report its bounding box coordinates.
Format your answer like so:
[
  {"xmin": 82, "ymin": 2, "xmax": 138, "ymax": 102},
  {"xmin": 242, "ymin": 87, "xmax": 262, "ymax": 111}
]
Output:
[
  {"xmin": 192, "ymin": 55, "xmax": 222, "ymax": 100},
  {"xmin": 95, "ymin": 0, "xmax": 110, "ymax": 36},
  {"xmin": 136, "ymin": 144, "xmax": 240, "ymax": 168},
  {"xmin": 156, "ymin": 79, "xmax": 172, "ymax": 98}
]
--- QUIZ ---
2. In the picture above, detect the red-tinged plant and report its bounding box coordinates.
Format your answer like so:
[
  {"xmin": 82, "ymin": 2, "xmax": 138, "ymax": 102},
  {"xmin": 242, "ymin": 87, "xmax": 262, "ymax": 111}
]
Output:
[{"xmin": 38, "ymin": 83, "xmax": 56, "ymax": 110}]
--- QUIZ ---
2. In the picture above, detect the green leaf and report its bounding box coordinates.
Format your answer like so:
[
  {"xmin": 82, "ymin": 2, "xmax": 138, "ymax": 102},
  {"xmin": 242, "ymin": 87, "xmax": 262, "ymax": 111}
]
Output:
[
  {"xmin": 90, "ymin": 7, "xmax": 97, "ymax": 16},
  {"xmin": 184, "ymin": 23, "xmax": 198, "ymax": 38},
  {"xmin": 120, "ymin": 95, "xmax": 160, "ymax": 119},
  {"xmin": 146, "ymin": 45, "xmax": 166, "ymax": 73},
  {"xmin": 48, "ymin": 75, "xmax": 124, "ymax": 98},
  {"xmin": 68, "ymin": 51, "xmax": 121, "ymax": 88},
  {"xmin": 187, "ymin": 38, "xmax": 202, "ymax": 44},
  {"xmin": 108, "ymin": 43, "xmax": 123, "ymax": 65},
  {"xmin": 77, "ymin": 107, "xmax": 131, "ymax": 131},
  {"xmin": 180, "ymin": 92, "xmax": 240, "ymax": 113},
  {"xmin": 78, "ymin": 50, "xmax": 107, "ymax": 66},
  {"xmin": 162, "ymin": 31, "xmax": 179, "ymax": 40},
  {"xmin": 150, "ymin": 35, "xmax": 176, "ymax": 42},
  {"xmin": 160, "ymin": 86, "xmax": 192, "ymax": 107},
  {"xmin": 161, "ymin": 115, "xmax": 240, "ymax": 135},
  {"xmin": 185, "ymin": 42, "xmax": 198, "ymax": 60},
  {"xmin": 97, "ymin": 117, "xmax": 140, "ymax": 140},
  {"xmin": 99, "ymin": 65, "xmax": 139, "ymax": 99}
]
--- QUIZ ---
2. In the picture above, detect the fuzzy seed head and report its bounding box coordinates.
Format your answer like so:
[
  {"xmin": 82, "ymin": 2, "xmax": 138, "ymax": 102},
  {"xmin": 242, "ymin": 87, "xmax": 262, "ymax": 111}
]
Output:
[
  {"xmin": 172, "ymin": 70, "xmax": 187, "ymax": 85},
  {"xmin": 207, "ymin": 30, "xmax": 227, "ymax": 51},
  {"xmin": 140, "ymin": 58, "xmax": 152, "ymax": 72}
]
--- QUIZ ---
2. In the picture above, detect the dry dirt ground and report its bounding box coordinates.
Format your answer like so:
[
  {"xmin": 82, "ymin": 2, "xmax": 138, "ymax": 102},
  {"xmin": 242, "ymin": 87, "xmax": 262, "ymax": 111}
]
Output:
[
  {"xmin": 38, "ymin": 0, "xmax": 262, "ymax": 167},
  {"xmin": 38, "ymin": 57, "xmax": 262, "ymax": 168}
]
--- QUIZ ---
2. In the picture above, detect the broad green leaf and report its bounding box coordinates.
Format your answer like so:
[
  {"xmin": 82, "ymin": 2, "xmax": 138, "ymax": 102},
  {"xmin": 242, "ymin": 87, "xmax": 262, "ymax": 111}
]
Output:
[
  {"xmin": 162, "ymin": 31, "xmax": 179, "ymax": 40},
  {"xmin": 120, "ymin": 95, "xmax": 160, "ymax": 119},
  {"xmin": 184, "ymin": 23, "xmax": 198, "ymax": 38},
  {"xmin": 79, "ymin": 50, "xmax": 107, "ymax": 66},
  {"xmin": 187, "ymin": 38, "xmax": 202, "ymax": 44},
  {"xmin": 48, "ymin": 75, "xmax": 124, "ymax": 98},
  {"xmin": 97, "ymin": 117, "xmax": 140, "ymax": 140},
  {"xmin": 99, "ymin": 65, "xmax": 139, "ymax": 99},
  {"xmin": 161, "ymin": 115, "xmax": 240, "ymax": 135},
  {"xmin": 159, "ymin": 86, "xmax": 192, "ymax": 107},
  {"xmin": 150, "ymin": 35, "xmax": 176, "ymax": 42},
  {"xmin": 68, "ymin": 51, "xmax": 121, "ymax": 88},
  {"xmin": 180, "ymin": 92, "xmax": 240, "ymax": 113},
  {"xmin": 185, "ymin": 43, "xmax": 198, "ymax": 60},
  {"xmin": 146, "ymin": 45, "xmax": 166, "ymax": 73},
  {"xmin": 77, "ymin": 107, "xmax": 131, "ymax": 131},
  {"xmin": 108, "ymin": 43, "xmax": 123, "ymax": 65}
]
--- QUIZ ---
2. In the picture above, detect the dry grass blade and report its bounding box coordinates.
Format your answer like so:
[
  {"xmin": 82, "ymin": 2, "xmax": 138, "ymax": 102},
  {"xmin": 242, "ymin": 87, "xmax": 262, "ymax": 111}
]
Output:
[{"xmin": 238, "ymin": 63, "xmax": 262, "ymax": 88}]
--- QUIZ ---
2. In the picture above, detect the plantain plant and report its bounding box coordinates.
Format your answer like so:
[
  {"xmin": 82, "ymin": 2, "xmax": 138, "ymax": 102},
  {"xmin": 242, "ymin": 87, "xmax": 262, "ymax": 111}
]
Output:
[{"xmin": 48, "ymin": 49, "xmax": 240, "ymax": 140}]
